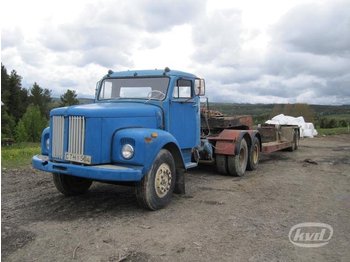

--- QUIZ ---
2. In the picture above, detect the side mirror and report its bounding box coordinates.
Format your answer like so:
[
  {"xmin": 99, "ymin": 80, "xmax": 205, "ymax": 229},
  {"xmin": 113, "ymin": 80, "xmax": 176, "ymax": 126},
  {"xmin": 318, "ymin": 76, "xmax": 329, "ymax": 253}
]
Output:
[
  {"xmin": 95, "ymin": 80, "xmax": 101, "ymax": 99},
  {"xmin": 195, "ymin": 78, "xmax": 205, "ymax": 96}
]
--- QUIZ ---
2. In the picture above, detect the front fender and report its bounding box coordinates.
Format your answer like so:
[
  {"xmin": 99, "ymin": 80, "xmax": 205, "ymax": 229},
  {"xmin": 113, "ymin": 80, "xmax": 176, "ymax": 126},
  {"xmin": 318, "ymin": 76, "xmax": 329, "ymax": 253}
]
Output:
[
  {"xmin": 112, "ymin": 128, "xmax": 184, "ymax": 175},
  {"xmin": 211, "ymin": 129, "xmax": 259, "ymax": 156},
  {"xmin": 41, "ymin": 127, "xmax": 50, "ymax": 155}
]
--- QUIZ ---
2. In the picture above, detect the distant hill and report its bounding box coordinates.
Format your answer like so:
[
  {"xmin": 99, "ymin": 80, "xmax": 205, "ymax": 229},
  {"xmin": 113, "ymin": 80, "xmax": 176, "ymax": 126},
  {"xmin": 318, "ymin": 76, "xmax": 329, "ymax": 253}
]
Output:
[
  {"xmin": 78, "ymin": 98, "xmax": 94, "ymax": 104},
  {"xmin": 51, "ymin": 97, "xmax": 94, "ymax": 105},
  {"xmin": 207, "ymin": 103, "xmax": 350, "ymax": 117},
  {"xmin": 206, "ymin": 103, "xmax": 350, "ymax": 126}
]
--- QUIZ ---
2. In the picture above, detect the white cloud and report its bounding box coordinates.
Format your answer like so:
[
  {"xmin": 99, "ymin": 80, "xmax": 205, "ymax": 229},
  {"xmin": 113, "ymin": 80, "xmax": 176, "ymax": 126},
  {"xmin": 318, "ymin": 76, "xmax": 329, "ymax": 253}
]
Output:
[{"xmin": 1, "ymin": 0, "xmax": 349, "ymax": 104}]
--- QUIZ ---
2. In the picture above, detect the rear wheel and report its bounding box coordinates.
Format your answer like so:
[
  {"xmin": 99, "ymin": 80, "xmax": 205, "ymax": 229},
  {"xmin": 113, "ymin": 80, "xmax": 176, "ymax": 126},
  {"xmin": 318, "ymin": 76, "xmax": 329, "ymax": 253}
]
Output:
[
  {"xmin": 53, "ymin": 173, "xmax": 92, "ymax": 196},
  {"xmin": 136, "ymin": 149, "xmax": 176, "ymax": 210},
  {"xmin": 287, "ymin": 130, "xmax": 298, "ymax": 152},
  {"xmin": 247, "ymin": 137, "xmax": 260, "ymax": 171},
  {"xmin": 216, "ymin": 155, "xmax": 228, "ymax": 175},
  {"xmin": 227, "ymin": 139, "xmax": 248, "ymax": 177}
]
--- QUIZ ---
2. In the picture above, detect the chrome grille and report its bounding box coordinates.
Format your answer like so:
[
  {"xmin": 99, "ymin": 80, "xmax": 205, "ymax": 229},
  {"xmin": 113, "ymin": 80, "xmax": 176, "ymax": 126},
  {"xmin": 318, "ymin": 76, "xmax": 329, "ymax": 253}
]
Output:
[
  {"xmin": 52, "ymin": 116, "xmax": 65, "ymax": 159},
  {"xmin": 68, "ymin": 116, "xmax": 85, "ymax": 155}
]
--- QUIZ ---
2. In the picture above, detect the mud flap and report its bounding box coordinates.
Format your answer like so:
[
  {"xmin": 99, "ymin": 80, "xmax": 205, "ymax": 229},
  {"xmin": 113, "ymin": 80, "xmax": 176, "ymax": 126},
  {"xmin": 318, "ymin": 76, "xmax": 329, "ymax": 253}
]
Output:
[{"xmin": 174, "ymin": 168, "xmax": 185, "ymax": 194}]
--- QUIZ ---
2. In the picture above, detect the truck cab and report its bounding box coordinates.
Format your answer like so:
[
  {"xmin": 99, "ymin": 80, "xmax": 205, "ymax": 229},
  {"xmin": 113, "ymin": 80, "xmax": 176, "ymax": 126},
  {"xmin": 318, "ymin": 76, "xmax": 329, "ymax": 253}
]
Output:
[{"xmin": 32, "ymin": 68, "xmax": 205, "ymax": 210}]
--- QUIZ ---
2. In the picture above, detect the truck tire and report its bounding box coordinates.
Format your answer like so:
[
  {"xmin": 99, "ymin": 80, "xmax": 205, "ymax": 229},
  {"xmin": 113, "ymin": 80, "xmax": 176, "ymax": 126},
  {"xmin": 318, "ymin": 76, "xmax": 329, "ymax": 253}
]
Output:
[
  {"xmin": 216, "ymin": 155, "xmax": 228, "ymax": 175},
  {"xmin": 136, "ymin": 149, "xmax": 176, "ymax": 211},
  {"xmin": 227, "ymin": 139, "xmax": 248, "ymax": 177},
  {"xmin": 287, "ymin": 130, "xmax": 298, "ymax": 152},
  {"xmin": 247, "ymin": 137, "xmax": 260, "ymax": 171},
  {"xmin": 53, "ymin": 173, "xmax": 92, "ymax": 196}
]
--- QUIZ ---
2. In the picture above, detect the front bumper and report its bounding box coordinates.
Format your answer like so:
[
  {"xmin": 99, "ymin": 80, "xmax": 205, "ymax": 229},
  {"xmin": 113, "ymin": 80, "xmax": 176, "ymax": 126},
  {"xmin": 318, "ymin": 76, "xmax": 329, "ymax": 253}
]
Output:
[{"xmin": 32, "ymin": 155, "xmax": 143, "ymax": 182}]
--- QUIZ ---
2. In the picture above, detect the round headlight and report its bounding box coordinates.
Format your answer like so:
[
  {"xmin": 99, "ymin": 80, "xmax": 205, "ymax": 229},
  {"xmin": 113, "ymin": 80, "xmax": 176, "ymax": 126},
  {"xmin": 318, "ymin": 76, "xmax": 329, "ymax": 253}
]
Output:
[
  {"xmin": 46, "ymin": 138, "xmax": 50, "ymax": 150},
  {"xmin": 121, "ymin": 144, "xmax": 134, "ymax": 159}
]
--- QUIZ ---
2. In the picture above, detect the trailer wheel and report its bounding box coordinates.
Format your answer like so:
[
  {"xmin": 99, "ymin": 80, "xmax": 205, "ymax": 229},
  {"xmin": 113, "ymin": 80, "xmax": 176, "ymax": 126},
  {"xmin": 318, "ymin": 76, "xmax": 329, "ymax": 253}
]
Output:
[
  {"xmin": 287, "ymin": 130, "xmax": 298, "ymax": 152},
  {"xmin": 247, "ymin": 137, "xmax": 260, "ymax": 171},
  {"xmin": 53, "ymin": 173, "xmax": 92, "ymax": 196},
  {"xmin": 136, "ymin": 149, "xmax": 176, "ymax": 211},
  {"xmin": 216, "ymin": 155, "xmax": 228, "ymax": 175},
  {"xmin": 227, "ymin": 139, "xmax": 248, "ymax": 176}
]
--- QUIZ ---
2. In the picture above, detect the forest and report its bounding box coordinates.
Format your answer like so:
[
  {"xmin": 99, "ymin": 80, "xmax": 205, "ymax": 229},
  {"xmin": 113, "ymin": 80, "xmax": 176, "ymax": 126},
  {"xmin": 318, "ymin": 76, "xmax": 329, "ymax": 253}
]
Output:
[{"xmin": 1, "ymin": 64, "xmax": 79, "ymax": 143}]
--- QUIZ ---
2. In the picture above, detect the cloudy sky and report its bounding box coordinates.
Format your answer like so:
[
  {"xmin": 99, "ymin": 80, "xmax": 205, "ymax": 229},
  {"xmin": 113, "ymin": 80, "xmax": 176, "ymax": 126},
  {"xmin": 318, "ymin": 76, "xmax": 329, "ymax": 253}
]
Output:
[{"xmin": 1, "ymin": 0, "xmax": 350, "ymax": 104}]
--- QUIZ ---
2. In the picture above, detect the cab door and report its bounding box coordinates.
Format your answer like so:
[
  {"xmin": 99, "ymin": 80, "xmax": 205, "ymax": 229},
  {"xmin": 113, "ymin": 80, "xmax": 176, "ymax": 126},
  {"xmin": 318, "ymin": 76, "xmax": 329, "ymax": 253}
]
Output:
[{"xmin": 168, "ymin": 78, "xmax": 200, "ymax": 149}]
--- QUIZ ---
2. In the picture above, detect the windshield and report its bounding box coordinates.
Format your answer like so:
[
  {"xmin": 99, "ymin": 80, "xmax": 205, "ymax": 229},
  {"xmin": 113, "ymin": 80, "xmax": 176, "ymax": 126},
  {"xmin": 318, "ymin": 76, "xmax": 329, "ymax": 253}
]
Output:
[{"xmin": 98, "ymin": 77, "xmax": 169, "ymax": 101}]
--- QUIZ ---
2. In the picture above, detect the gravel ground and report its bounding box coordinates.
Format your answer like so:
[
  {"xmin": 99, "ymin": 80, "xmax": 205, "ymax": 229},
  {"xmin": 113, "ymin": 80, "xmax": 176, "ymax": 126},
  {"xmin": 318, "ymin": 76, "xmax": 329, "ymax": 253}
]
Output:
[{"xmin": 2, "ymin": 134, "xmax": 350, "ymax": 261}]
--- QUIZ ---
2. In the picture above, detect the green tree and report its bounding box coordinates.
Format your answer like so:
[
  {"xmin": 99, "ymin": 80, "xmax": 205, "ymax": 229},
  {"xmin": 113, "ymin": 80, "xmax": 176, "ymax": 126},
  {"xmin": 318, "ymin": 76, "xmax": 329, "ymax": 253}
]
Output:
[
  {"xmin": 284, "ymin": 104, "xmax": 293, "ymax": 116},
  {"xmin": 1, "ymin": 109, "xmax": 16, "ymax": 138},
  {"xmin": 1, "ymin": 65, "xmax": 30, "ymax": 136},
  {"xmin": 15, "ymin": 105, "xmax": 47, "ymax": 142},
  {"xmin": 60, "ymin": 89, "xmax": 79, "ymax": 106},
  {"xmin": 1, "ymin": 64, "xmax": 10, "ymax": 104},
  {"xmin": 339, "ymin": 119, "xmax": 347, "ymax": 127},
  {"xmin": 320, "ymin": 118, "xmax": 327, "ymax": 128},
  {"xmin": 29, "ymin": 82, "xmax": 52, "ymax": 119},
  {"xmin": 15, "ymin": 120, "xmax": 28, "ymax": 142},
  {"xmin": 270, "ymin": 103, "xmax": 315, "ymax": 122},
  {"xmin": 293, "ymin": 103, "xmax": 315, "ymax": 122},
  {"xmin": 328, "ymin": 119, "xmax": 337, "ymax": 128},
  {"xmin": 270, "ymin": 104, "xmax": 283, "ymax": 118},
  {"xmin": 6, "ymin": 70, "xmax": 29, "ymax": 122}
]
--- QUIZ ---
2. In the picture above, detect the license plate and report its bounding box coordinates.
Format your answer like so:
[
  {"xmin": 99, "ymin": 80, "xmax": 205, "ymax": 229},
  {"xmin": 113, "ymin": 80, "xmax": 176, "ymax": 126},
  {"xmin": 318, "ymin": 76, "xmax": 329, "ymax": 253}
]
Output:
[{"xmin": 65, "ymin": 152, "xmax": 92, "ymax": 164}]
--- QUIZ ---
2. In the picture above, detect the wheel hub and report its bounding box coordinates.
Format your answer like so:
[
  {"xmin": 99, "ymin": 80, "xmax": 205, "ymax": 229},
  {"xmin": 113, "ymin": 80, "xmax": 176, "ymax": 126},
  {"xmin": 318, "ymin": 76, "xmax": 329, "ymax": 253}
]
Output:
[{"xmin": 155, "ymin": 163, "xmax": 172, "ymax": 198}]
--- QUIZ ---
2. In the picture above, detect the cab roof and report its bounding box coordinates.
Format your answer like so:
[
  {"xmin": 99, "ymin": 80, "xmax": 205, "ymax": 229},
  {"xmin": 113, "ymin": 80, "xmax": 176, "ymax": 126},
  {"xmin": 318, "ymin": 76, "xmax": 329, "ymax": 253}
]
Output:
[{"xmin": 107, "ymin": 68, "xmax": 198, "ymax": 79}]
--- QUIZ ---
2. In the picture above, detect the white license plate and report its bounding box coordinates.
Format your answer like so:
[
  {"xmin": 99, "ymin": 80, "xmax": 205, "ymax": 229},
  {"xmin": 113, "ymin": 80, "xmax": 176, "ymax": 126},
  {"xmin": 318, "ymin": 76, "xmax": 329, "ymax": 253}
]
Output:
[{"xmin": 65, "ymin": 153, "xmax": 92, "ymax": 164}]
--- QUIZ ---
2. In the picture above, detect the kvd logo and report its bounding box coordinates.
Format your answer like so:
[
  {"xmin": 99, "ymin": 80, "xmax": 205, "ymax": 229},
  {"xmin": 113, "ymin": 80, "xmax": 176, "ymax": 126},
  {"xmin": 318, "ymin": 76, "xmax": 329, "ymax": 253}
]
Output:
[{"xmin": 289, "ymin": 222, "xmax": 333, "ymax": 247}]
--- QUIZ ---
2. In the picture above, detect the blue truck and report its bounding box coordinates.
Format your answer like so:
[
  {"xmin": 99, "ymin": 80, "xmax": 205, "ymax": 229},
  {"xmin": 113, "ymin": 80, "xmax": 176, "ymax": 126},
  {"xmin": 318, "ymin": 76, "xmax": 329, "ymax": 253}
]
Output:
[{"xmin": 32, "ymin": 68, "xmax": 299, "ymax": 210}]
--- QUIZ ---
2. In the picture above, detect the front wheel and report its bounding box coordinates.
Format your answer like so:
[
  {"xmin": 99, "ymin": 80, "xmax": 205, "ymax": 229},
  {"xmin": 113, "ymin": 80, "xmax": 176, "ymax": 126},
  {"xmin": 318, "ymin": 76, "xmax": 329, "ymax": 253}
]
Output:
[
  {"xmin": 53, "ymin": 173, "xmax": 92, "ymax": 196},
  {"xmin": 136, "ymin": 149, "xmax": 176, "ymax": 210}
]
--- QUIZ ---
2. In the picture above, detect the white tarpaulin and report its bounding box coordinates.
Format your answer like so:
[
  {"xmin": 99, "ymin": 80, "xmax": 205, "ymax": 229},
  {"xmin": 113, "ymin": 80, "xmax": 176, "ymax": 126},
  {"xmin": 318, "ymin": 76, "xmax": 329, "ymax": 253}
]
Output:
[{"xmin": 265, "ymin": 114, "xmax": 318, "ymax": 138}]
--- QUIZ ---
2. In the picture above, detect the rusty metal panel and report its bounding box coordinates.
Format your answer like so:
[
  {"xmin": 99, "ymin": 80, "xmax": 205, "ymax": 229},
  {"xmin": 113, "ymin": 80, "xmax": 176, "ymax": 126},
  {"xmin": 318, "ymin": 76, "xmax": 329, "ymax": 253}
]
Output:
[
  {"xmin": 201, "ymin": 112, "xmax": 253, "ymax": 134},
  {"xmin": 208, "ymin": 129, "xmax": 244, "ymax": 155},
  {"xmin": 258, "ymin": 125, "xmax": 278, "ymax": 143},
  {"xmin": 215, "ymin": 141, "xmax": 236, "ymax": 155},
  {"xmin": 262, "ymin": 141, "xmax": 293, "ymax": 153},
  {"xmin": 213, "ymin": 129, "xmax": 242, "ymax": 141},
  {"xmin": 280, "ymin": 126, "xmax": 295, "ymax": 142}
]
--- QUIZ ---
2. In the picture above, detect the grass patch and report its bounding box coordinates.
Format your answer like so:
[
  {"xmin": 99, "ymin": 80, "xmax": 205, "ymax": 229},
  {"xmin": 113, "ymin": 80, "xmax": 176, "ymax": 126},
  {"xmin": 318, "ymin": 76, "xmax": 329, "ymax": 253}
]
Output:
[
  {"xmin": 1, "ymin": 143, "xmax": 40, "ymax": 169},
  {"xmin": 317, "ymin": 127, "xmax": 350, "ymax": 136}
]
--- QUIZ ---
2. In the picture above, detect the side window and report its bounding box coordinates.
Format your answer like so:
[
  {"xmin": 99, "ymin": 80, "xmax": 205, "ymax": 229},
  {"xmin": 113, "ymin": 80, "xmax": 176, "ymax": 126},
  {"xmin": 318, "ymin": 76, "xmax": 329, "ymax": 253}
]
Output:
[
  {"xmin": 173, "ymin": 79, "xmax": 192, "ymax": 99},
  {"xmin": 100, "ymin": 81, "xmax": 113, "ymax": 99}
]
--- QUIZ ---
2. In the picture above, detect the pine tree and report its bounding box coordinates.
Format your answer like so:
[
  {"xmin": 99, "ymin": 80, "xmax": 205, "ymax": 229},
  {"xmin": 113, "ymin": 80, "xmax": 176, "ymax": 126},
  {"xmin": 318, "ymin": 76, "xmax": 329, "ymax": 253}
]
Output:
[
  {"xmin": 1, "ymin": 64, "xmax": 10, "ymax": 105},
  {"xmin": 60, "ymin": 89, "xmax": 79, "ymax": 106},
  {"xmin": 29, "ymin": 82, "xmax": 52, "ymax": 119},
  {"xmin": 1, "ymin": 68, "xmax": 29, "ymax": 122},
  {"xmin": 7, "ymin": 70, "xmax": 25, "ymax": 121}
]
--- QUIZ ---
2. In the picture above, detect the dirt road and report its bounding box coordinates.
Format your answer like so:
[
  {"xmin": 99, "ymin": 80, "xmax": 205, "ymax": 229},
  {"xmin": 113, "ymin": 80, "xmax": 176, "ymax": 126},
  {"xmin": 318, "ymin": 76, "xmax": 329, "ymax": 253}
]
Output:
[{"xmin": 2, "ymin": 135, "xmax": 350, "ymax": 261}]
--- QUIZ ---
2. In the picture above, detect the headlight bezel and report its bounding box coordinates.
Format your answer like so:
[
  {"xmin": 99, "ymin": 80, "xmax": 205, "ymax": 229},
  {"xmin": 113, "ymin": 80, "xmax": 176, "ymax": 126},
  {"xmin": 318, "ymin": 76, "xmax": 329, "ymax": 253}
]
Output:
[{"xmin": 121, "ymin": 144, "xmax": 134, "ymax": 159}]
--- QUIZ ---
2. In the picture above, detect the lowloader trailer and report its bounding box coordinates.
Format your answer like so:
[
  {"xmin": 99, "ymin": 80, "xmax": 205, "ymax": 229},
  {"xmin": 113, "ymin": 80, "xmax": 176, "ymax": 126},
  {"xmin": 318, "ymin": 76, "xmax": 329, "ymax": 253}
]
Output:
[{"xmin": 33, "ymin": 68, "xmax": 299, "ymax": 210}]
